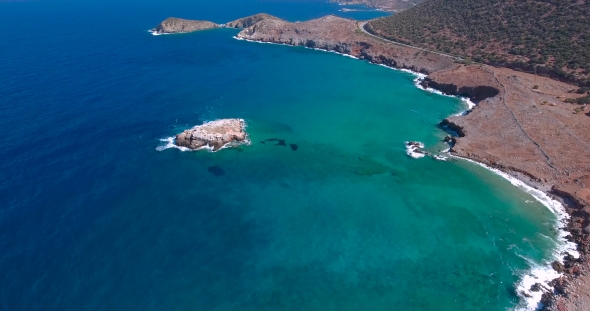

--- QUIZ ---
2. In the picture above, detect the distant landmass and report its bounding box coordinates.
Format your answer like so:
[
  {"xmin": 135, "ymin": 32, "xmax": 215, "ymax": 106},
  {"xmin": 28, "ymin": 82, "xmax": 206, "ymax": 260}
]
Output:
[
  {"xmin": 150, "ymin": 14, "xmax": 281, "ymax": 35},
  {"xmin": 150, "ymin": 17, "xmax": 219, "ymax": 35},
  {"xmin": 331, "ymin": 0, "xmax": 428, "ymax": 12},
  {"xmin": 367, "ymin": 0, "xmax": 590, "ymax": 85}
]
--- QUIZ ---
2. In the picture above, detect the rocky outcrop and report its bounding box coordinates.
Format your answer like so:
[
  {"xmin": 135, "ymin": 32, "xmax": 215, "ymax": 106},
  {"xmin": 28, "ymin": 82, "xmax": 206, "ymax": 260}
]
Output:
[
  {"xmin": 151, "ymin": 17, "xmax": 219, "ymax": 34},
  {"xmin": 421, "ymin": 78, "xmax": 499, "ymax": 102},
  {"xmin": 226, "ymin": 13, "xmax": 282, "ymax": 29},
  {"xmin": 175, "ymin": 119, "xmax": 249, "ymax": 151}
]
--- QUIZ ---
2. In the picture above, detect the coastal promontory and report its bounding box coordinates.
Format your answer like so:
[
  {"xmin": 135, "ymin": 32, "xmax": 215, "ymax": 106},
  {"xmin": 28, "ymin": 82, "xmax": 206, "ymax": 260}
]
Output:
[
  {"xmin": 175, "ymin": 119, "xmax": 248, "ymax": 151},
  {"xmin": 151, "ymin": 17, "xmax": 219, "ymax": 34},
  {"xmin": 226, "ymin": 13, "xmax": 282, "ymax": 29}
]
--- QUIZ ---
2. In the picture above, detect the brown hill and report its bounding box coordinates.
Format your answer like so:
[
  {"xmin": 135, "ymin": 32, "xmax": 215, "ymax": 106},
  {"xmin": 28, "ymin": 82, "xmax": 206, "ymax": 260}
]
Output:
[
  {"xmin": 367, "ymin": 0, "xmax": 590, "ymax": 85},
  {"xmin": 331, "ymin": 0, "xmax": 428, "ymax": 12}
]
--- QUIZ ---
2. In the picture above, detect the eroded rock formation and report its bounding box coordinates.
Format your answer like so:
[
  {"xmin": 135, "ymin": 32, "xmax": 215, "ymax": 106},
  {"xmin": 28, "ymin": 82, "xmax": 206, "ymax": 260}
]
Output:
[{"xmin": 175, "ymin": 119, "xmax": 248, "ymax": 151}]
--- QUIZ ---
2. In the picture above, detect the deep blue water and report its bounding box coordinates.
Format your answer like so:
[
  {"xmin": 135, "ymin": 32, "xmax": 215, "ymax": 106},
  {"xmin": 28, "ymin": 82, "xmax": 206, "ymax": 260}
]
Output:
[{"xmin": 0, "ymin": 1, "xmax": 561, "ymax": 310}]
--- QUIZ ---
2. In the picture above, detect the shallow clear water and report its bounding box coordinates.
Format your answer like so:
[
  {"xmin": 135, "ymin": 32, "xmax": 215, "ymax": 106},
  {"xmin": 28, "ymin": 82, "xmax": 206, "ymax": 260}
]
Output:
[{"xmin": 0, "ymin": 0, "xmax": 560, "ymax": 310}]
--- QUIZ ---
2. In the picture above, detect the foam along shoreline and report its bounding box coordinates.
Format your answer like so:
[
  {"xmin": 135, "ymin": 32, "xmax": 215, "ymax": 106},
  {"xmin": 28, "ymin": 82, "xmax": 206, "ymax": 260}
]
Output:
[
  {"xmin": 156, "ymin": 135, "xmax": 252, "ymax": 152},
  {"xmin": 449, "ymin": 154, "xmax": 579, "ymax": 310},
  {"xmin": 235, "ymin": 36, "xmax": 360, "ymax": 60}
]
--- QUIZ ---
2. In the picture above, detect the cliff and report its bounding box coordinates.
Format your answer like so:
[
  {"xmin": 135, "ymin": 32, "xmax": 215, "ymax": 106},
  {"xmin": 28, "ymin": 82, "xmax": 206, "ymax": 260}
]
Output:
[{"xmin": 151, "ymin": 17, "xmax": 219, "ymax": 34}]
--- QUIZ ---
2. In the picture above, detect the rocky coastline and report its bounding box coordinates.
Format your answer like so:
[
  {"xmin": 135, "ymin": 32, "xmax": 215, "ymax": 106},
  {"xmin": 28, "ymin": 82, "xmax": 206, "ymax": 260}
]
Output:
[
  {"xmin": 175, "ymin": 119, "xmax": 249, "ymax": 151},
  {"xmin": 154, "ymin": 12, "xmax": 590, "ymax": 310}
]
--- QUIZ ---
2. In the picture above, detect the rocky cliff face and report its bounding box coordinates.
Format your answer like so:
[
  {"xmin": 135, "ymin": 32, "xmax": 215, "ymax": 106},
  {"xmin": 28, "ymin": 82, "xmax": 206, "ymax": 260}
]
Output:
[
  {"xmin": 175, "ymin": 119, "xmax": 248, "ymax": 151},
  {"xmin": 226, "ymin": 13, "xmax": 282, "ymax": 29},
  {"xmin": 151, "ymin": 17, "xmax": 219, "ymax": 34}
]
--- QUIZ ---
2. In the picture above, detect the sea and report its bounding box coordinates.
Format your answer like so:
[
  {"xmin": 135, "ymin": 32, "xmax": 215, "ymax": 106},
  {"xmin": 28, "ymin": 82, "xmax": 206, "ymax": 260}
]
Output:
[{"xmin": 0, "ymin": 0, "xmax": 574, "ymax": 310}]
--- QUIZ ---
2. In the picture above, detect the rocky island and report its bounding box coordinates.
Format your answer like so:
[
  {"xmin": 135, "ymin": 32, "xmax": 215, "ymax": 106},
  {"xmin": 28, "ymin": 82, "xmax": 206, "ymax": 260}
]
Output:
[
  {"xmin": 150, "ymin": 17, "xmax": 219, "ymax": 35},
  {"xmin": 175, "ymin": 119, "xmax": 249, "ymax": 151}
]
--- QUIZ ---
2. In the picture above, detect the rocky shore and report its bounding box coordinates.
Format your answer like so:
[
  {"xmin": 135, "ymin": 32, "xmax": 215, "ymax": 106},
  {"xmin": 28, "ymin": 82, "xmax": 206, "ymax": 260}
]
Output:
[
  {"xmin": 175, "ymin": 119, "xmax": 249, "ymax": 151},
  {"xmin": 232, "ymin": 14, "xmax": 590, "ymax": 310}
]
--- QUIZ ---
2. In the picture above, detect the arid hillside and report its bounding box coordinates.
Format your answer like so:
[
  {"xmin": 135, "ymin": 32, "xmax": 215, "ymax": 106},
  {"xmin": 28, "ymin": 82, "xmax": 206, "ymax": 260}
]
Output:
[
  {"xmin": 367, "ymin": 0, "xmax": 590, "ymax": 85},
  {"xmin": 331, "ymin": 0, "xmax": 428, "ymax": 12}
]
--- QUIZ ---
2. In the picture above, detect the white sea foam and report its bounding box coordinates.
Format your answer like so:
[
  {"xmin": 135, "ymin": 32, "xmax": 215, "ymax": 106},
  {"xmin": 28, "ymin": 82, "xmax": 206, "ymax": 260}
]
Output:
[
  {"xmin": 234, "ymin": 36, "xmax": 289, "ymax": 46},
  {"xmin": 235, "ymin": 36, "xmax": 363, "ymax": 60},
  {"xmin": 450, "ymin": 155, "xmax": 579, "ymax": 310},
  {"xmin": 405, "ymin": 141, "xmax": 426, "ymax": 159},
  {"xmin": 156, "ymin": 136, "xmax": 190, "ymax": 152},
  {"xmin": 432, "ymin": 154, "xmax": 448, "ymax": 161},
  {"xmin": 397, "ymin": 68, "xmax": 476, "ymax": 116}
]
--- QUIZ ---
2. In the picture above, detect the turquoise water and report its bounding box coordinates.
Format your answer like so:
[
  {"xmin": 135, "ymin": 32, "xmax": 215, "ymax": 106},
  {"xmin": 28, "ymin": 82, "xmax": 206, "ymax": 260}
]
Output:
[{"xmin": 0, "ymin": 0, "xmax": 560, "ymax": 310}]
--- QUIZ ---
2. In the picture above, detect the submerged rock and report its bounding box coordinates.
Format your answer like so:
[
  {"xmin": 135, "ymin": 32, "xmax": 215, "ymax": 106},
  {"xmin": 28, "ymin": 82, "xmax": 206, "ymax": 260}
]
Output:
[
  {"xmin": 265, "ymin": 138, "xmax": 286, "ymax": 146},
  {"xmin": 151, "ymin": 17, "xmax": 219, "ymax": 34},
  {"xmin": 207, "ymin": 165, "xmax": 225, "ymax": 176},
  {"xmin": 175, "ymin": 119, "xmax": 249, "ymax": 151}
]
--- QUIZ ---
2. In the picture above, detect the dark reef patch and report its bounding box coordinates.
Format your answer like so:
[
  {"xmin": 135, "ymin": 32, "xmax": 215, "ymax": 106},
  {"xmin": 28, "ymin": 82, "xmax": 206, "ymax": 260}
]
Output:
[
  {"xmin": 265, "ymin": 138, "xmax": 287, "ymax": 146},
  {"xmin": 290, "ymin": 144, "xmax": 298, "ymax": 151},
  {"xmin": 207, "ymin": 165, "xmax": 225, "ymax": 176}
]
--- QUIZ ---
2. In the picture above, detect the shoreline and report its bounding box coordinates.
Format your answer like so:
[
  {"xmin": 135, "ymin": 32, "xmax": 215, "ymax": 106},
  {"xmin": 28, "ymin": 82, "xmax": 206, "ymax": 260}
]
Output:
[
  {"xmin": 451, "ymin": 154, "xmax": 580, "ymax": 310},
  {"xmin": 231, "ymin": 34, "xmax": 583, "ymax": 310}
]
